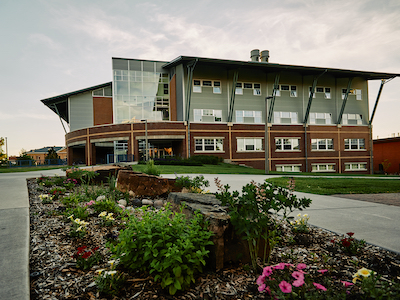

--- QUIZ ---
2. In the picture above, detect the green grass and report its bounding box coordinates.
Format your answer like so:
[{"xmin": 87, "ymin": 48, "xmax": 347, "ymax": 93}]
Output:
[
  {"xmin": 0, "ymin": 165, "xmax": 65, "ymax": 173},
  {"xmin": 266, "ymin": 177, "xmax": 400, "ymax": 195},
  {"xmin": 131, "ymin": 163, "xmax": 267, "ymax": 174}
]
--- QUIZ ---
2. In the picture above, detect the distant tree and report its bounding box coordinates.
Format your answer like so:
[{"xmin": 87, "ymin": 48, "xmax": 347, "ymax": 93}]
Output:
[
  {"xmin": 0, "ymin": 137, "xmax": 6, "ymax": 162},
  {"xmin": 381, "ymin": 159, "xmax": 391, "ymax": 174},
  {"xmin": 45, "ymin": 147, "xmax": 60, "ymax": 164},
  {"xmin": 16, "ymin": 149, "xmax": 35, "ymax": 165}
]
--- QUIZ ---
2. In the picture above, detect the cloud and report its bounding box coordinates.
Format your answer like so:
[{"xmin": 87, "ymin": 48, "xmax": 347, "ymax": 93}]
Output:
[{"xmin": 28, "ymin": 33, "xmax": 63, "ymax": 51}]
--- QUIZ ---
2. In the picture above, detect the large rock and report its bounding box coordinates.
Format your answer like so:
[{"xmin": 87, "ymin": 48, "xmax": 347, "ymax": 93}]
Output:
[
  {"xmin": 116, "ymin": 170, "xmax": 181, "ymax": 197},
  {"xmin": 66, "ymin": 165, "xmax": 131, "ymax": 184},
  {"xmin": 167, "ymin": 192, "xmax": 250, "ymax": 270}
]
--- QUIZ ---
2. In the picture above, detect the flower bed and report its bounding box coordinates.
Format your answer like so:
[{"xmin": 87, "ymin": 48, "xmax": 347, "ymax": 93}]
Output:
[{"xmin": 29, "ymin": 176, "xmax": 400, "ymax": 299}]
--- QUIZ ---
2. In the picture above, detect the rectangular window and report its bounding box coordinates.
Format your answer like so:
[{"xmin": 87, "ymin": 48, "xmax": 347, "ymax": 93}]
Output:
[
  {"xmin": 193, "ymin": 109, "xmax": 222, "ymax": 122},
  {"xmin": 280, "ymin": 85, "xmax": 290, "ymax": 91},
  {"xmin": 253, "ymin": 83, "xmax": 261, "ymax": 96},
  {"xmin": 344, "ymin": 138, "xmax": 365, "ymax": 150},
  {"xmin": 275, "ymin": 138, "xmax": 300, "ymax": 151},
  {"xmin": 235, "ymin": 82, "xmax": 243, "ymax": 95},
  {"xmin": 311, "ymin": 139, "xmax": 333, "ymax": 150},
  {"xmin": 312, "ymin": 164, "xmax": 335, "ymax": 172},
  {"xmin": 356, "ymin": 89, "xmax": 362, "ymax": 100},
  {"xmin": 236, "ymin": 110, "xmax": 262, "ymax": 123},
  {"xmin": 290, "ymin": 86, "xmax": 297, "ymax": 97},
  {"xmin": 316, "ymin": 87, "xmax": 324, "ymax": 93},
  {"xmin": 344, "ymin": 162, "xmax": 367, "ymax": 171},
  {"xmin": 195, "ymin": 138, "xmax": 223, "ymax": 152},
  {"xmin": 274, "ymin": 111, "xmax": 298, "ymax": 124},
  {"xmin": 193, "ymin": 80, "xmax": 201, "ymax": 93},
  {"xmin": 237, "ymin": 138, "xmax": 263, "ymax": 152},
  {"xmin": 202, "ymin": 80, "xmax": 212, "ymax": 86},
  {"xmin": 309, "ymin": 113, "xmax": 332, "ymax": 125},
  {"xmin": 244, "ymin": 83, "xmax": 253, "ymax": 89},
  {"xmin": 213, "ymin": 81, "xmax": 221, "ymax": 94},
  {"xmin": 342, "ymin": 114, "xmax": 362, "ymax": 125},
  {"xmin": 276, "ymin": 165, "xmax": 301, "ymax": 172},
  {"xmin": 325, "ymin": 87, "xmax": 331, "ymax": 99}
]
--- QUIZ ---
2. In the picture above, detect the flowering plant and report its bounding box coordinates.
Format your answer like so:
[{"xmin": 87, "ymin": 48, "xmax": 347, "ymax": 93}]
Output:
[
  {"xmin": 72, "ymin": 245, "xmax": 101, "ymax": 270},
  {"xmin": 256, "ymin": 262, "xmax": 331, "ymax": 299},
  {"xmin": 39, "ymin": 194, "xmax": 54, "ymax": 204},
  {"xmin": 68, "ymin": 215, "xmax": 89, "ymax": 238},
  {"xmin": 99, "ymin": 211, "xmax": 115, "ymax": 226},
  {"xmin": 290, "ymin": 213, "xmax": 310, "ymax": 234},
  {"xmin": 63, "ymin": 178, "xmax": 78, "ymax": 189},
  {"xmin": 94, "ymin": 260, "xmax": 125, "ymax": 296},
  {"xmin": 338, "ymin": 232, "xmax": 365, "ymax": 255}
]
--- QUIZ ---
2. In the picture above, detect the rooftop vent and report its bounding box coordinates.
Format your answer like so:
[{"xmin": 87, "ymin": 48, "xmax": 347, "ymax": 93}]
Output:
[
  {"xmin": 260, "ymin": 50, "xmax": 269, "ymax": 62},
  {"xmin": 250, "ymin": 49, "xmax": 260, "ymax": 62}
]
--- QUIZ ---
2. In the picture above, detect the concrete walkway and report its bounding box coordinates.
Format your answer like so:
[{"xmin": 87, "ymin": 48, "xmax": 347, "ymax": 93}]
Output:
[
  {"xmin": 0, "ymin": 169, "xmax": 65, "ymax": 300},
  {"xmin": 0, "ymin": 170, "xmax": 399, "ymax": 300}
]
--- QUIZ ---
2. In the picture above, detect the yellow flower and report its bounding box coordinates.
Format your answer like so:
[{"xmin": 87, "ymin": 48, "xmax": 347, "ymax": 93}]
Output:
[
  {"xmin": 108, "ymin": 260, "xmax": 116, "ymax": 268},
  {"xmin": 98, "ymin": 211, "xmax": 107, "ymax": 217},
  {"xmin": 352, "ymin": 276, "xmax": 360, "ymax": 284},
  {"xmin": 74, "ymin": 218, "xmax": 81, "ymax": 223},
  {"xmin": 303, "ymin": 214, "xmax": 308, "ymax": 218},
  {"xmin": 357, "ymin": 267, "xmax": 372, "ymax": 278},
  {"xmin": 76, "ymin": 226, "xmax": 83, "ymax": 232},
  {"xmin": 108, "ymin": 271, "xmax": 117, "ymax": 276},
  {"xmin": 95, "ymin": 269, "xmax": 105, "ymax": 274},
  {"xmin": 297, "ymin": 213, "xmax": 301, "ymax": 217},
  {"xmin": 68, "ymin": 215, "xmax": 74, "ymax": 220}
]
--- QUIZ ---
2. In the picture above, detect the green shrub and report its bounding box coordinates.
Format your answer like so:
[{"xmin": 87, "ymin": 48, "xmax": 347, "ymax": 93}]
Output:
[
  {"xmin": 175, "ymin": 175, "xmax": 210, "ymax": 193},
  {"xmin": 143, "ymin": 159, "xmax": 160, "ymax": 176},
  {"xmin": 93, "ymin": 198, "xmax": 117, "ymax": 214},
  {"xmin": 108, "ymin": 204, "xmax": 214, "ymax": 295},
  {"xmin": 66, "ymin": 205, "xmax": 89, "ymax": 220},
  {"xmin": 189, "ymin": 155, "xmax": 222, "ymax": 165}
]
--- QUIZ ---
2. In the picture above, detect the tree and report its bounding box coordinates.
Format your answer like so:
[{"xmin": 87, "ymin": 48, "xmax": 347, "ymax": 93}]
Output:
[
  {"xmin": 16, "ymin": 149, "xmax": 35, "ymax": 165},
  {"xmin": 0, "ymin": 137, "xmax": 6, "ymax": 162},
  {"xmin": 45, "ymin": 147, "xmax": 60, "ymax": 164}
]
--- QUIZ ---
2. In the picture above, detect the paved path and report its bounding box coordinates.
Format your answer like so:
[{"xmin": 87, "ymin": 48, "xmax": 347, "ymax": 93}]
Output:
[
  {"xmin": 0, "ymin": 170, "xmax": 399, "ymax": 300},
  {"xmin": 0, "ymin": 169, "xmax": 65, "ymax": 300}
]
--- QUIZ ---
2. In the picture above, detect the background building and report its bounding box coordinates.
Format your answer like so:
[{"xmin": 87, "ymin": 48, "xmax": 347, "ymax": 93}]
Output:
[
  {"xmin": 41, "ymin": 51, "xmax": 399, "ymax": 173},
  {"xmin": 373, "ymin": 136, "xmax": 400, "ymax": 174}
]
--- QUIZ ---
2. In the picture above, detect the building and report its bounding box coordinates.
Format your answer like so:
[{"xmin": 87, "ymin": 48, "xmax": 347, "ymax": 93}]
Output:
[
  {"xmin": 41, "ymin": 50, "xmax": 399, "ymax": 173},
  {"xmin": 25, "ymin": 146, "xmax": 67, "ymax": 161},
  {"xmin": 373, "ymin": 136, "xmax": 400, "ymax": 174}
]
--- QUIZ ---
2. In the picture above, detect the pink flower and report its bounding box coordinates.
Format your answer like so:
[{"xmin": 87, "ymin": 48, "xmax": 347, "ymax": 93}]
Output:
[
  {"xmin": 292, "ymin": 271, "xmax": 304, "ymax": 280},
  {"xmin": 313, "ymin": 282, "xmax": 327, "ymax": 291},
  {"xmin": 256, "ymin": 275, "xmax": 266, "ymax": 286},
  {"xmin": 262, "ymin": 266, "xmax": 273, "ymax": 277},
  {"xmin": 293, "ymin": 278, "xmax": 305, "ymax": 287},
  {"xmin": 265, "ymin": 286, "xmax": 271, "ymax": 295},
  {"xmin": 296, "ymin": 263, "xmax": 307, "ymax": 270},
  {"xmin": 341, "ymin": 281, "xmax": 354, "ymax": 287},
  {"xmin": 318, "ymin": 269, "xmax": 328, "ymax": 274},
  {"xmin": 279, "ymin": 280, "xmax": 292, "ymax": 293},
  {"xmin": 273, "ymin": 263, "xmax": 286, "ymax": 270},
  {"xmin": 258, "ymin": 283, "xmax": 266, "ymax": 292}
]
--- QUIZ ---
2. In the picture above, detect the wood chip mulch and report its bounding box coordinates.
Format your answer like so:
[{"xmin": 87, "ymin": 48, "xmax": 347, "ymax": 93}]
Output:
[{"xmin": 28, "ymin": 178, "xmax": 400, "ymax": 299}]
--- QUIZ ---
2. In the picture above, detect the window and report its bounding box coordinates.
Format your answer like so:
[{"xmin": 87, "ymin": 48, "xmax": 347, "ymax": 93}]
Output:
[
  {"xmin": 275, "ymin": 138, "xmax": 300, "ymax": 151},
  {"xmin": 253, "ymin": 83, "xmax": 261, "ymax": 96},
  {"xmin": 236, "ymin": 110, "xmax": 262, "ymax": 123},
  {"xmin": 193, "ymin": 80, "xmax": 201, "ymax": 93},
  {"xmin": 163, "ymin": 84, "xmax": 169, "ymax": 95},
  {"xmin": 311, "ymin": 139, "xmax": 334, "ymax": 150},
  {"xmin": 237, "ymin": 138, "xmax": 263, "ymax": 152},
  {"xmin": 195, "ymin": 138, "xmax": 223, "ymax": 152},
  {"xmin": 281, "ymin": 85, "xmax": 289, "ymax": 91},
  {"xmin": 193, "ymin": 79, "xmax": 221, "ymax": 93},
  {"xmin": 316, "ymin": 87, "xmax": 324, "ymax": 93},
  {"xmin": 213, "ymin": 81, "xmax": 221, "ymax": 94},
  {"xmin": 244, "ymin": 83, "xmax": 253, "ymax": 89},
  {"xmin": 276, "ymin": 85, "xmax": 297, "ymax": 97},
  {"xmin": 235, "ymin": 82, "xmax": 243, "ymax": 95},
  {"xmin": 290, "ymin": 86, "xmax": 297, "ymax": 97},
  {"xmin": 312, "ymin": 164, "xmax": 335, "ymax": 172},
  {"xmin": 309, "ymin": 113, "xmax": 332, "ymax": 125},
  {"xmin": 355, "ymin": 89, "xmax": 362, "ymax": 100},
  {"xmin": 193, "ymin": 109, "xmax": 222, "ymax": 122},
  {"xmin": 324, "ymin": 88, "xmax": 331, "ymax": 99},
  {"xmin": 345, "ymin": 163, "xmax": 367, "ymax": 171},
  {"xmin": 344, "ymin": 139, "xmax": 365, "ymax": 150},
  {"xmin": 342, "ymin": 114, "xmax": 362, "ymax": 125},
  {"xmin": 274, "ymin": 111, "xmax": 298, "ymax": 124},
  {"xmin": 276, "ymin": 165, "xmax": 301, "ymax": 172}
]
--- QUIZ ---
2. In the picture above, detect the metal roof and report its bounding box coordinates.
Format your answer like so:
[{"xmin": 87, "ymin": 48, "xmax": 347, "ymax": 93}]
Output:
[
  {"xmin": 26, "ymin": 146, "xmax": 65, "ymax": 154},
  {"xmin": 163, "ymin": 56, "xmax": 400, "ymax": 80},
  {"xmin": 40, "ymin": 82, "xmax": 112, "ymax": 122}
]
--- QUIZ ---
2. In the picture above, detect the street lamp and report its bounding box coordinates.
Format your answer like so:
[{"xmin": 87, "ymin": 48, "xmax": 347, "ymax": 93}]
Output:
[
  {"xmin": 265, "ymin": 96, "xmax": 273, "ymax": 174},
  {"xmin": 141, "ymin": 119, "xmax": 149, "ymax": 161}
]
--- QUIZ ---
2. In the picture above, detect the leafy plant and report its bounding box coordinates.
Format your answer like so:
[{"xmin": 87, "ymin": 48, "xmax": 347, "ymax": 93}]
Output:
[
  {"xmin": 143, "ymin": 159, "xmax": 160, "ymax": 176},
  {"xmin": 95, "ymin": 267, "xmax": 125, "ymax": 296},
  {"xmin": 98, "ymin": 211, "xmax": 115, "ymax": 226},
  {"xmin": 93, "ymin": 198, "xmax": 117, "ymax": 214},
  {"xmin": 63, "ymin": 178, "xmax": 78, "ymax": 189},
  {"xmin": 108, "ymin": 204, "xmax": 214, "ymax": 295},
  {"xmin": 67, "ymin": 168, "xmax": 98, "ymax": 184},
  {"xmin": 338, "ymin": 232, "xmax": 365, "ymax": 256},
  {"xmin": 175, "ymin": 175, "xmax": 210, "ymax": 193},
  {"xmin": 290, "ymin": 213, "xmax": 310, "ymax": 234},
  {"xmin": 72, "ymin": 246, "xmax": 102, "ymax": 270},
  {"xmin": 214, "ymin": 178, "xmax": 312, "ymax": 270},
  {"xmin": 67, "ymin": 215, "xmax": 89, "ymax": 238},
  {"xmin": 66, "ymin": 205, "xmax": 89, "ymax": 220},
  {"xmin": 39, "ymin": 194, "xmax": 53, "ymax": 204}
]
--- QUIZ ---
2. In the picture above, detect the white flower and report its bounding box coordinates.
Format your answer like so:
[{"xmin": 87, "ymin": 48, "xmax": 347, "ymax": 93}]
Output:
[
  {"xmin": 95, "ymin": 269, "xmax": 105, "ymax": 274},
  {"xmin": 76, "ymin": 226, "xmax": 83, "ymax": 232},
  {"xmin": 108, "ymin": 260, "xmax": 116, "ymax": 268},
  {"xmin": 107, "ymin": 271, "xmax": 117, "ymax": 276},
  {"xmin": 98, "ymin": 211, "xmax": 107, "ymax": 217},
  {"xmin": 297, "ymin": 213, "xmax": 301, "ymax": 217}
]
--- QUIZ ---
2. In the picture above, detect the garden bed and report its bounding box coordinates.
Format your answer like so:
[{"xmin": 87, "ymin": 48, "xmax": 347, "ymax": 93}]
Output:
[{"xmin": 28, "ymin": 176, "xmax": 400, "ymax": 299}]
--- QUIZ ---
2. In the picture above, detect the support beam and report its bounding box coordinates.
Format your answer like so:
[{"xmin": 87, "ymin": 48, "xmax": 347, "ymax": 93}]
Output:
[
  {"xmin": 369, "ymin": 77, "xmax": 395, "ymax": 125},
  {"xmin": 53, "ymin": 104, "xmax": 68, "ymax": 134},
  {"xmin": 267, "ymin": 74, "xmax": 280, "ymax": 123},
  {"xmin": 228, "ymin": 70, "xmax": 239, "ymax": 122},
  {"xmin": 337, "ymin": 78, "xmax": 354, "ymax": 125},
  {"xmin": 184, "ymin": 59, "xmax": 198, "ymax": 159},
  {"xmin": 303, "ymin": 70, "xmax": 327, "ymax": 124}
]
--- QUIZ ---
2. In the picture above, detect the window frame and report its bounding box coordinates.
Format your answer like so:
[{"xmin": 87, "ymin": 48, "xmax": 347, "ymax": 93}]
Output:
[
  {"xmin": 273, "ymin": 111, "xmax": 298, "ymax": 124},
  {"xmin": 311, "ymin": 138, "xmax": 334, "ymax": 151},
  {"xmin": 236, "ymin": 138, "xmax": 264, "ymax": 152},
  {"xmin": 344, "ymin": 138, "xmax": 366, "ymax": 151},
  {"xmin": 276, "ymin": 164, "xmax": 302, "ymax": 172},
  {"xmin": 193, "ymin": 109, "xmax": 222, "ymax": 122},
  {"xmin": 311, "ymin": 163, "xmax": 335, "ymax": 172},
  {"xmin": 344, "ymin": 162, "xmax": 367, "ymax": 171},
  {"xmin": 275, "ymin": 138, "xmax": 301, "ymax": 152},
  {"xmin": 235, "ymin": 110, "xmax": 262, "ymax": 124},
  {"xmin": 194, "ymin": 137, "xmax": 224, "ymax": 153},
  {"xmin": 342, "ymin": 114, "xmax": 363, "ymax": 125},
  {"xmin": 193, "ymin": 79, "xmax": 222, "ymax": 94}
]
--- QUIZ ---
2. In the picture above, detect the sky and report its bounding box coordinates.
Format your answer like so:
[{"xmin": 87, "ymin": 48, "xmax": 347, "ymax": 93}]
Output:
[{"xmin": 1, "ymin": 0, "xmax": 400, "ymax": 156}]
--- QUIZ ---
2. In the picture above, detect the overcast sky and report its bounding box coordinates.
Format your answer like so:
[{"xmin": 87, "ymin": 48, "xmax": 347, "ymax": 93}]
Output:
[{"xmin": 1, "ymin": 0, "xmax": 400, "ymax": 156}]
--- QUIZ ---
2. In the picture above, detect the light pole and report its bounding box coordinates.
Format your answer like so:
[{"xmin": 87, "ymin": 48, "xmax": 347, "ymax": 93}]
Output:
[
  {"xmin": 5, "ymin": 137, "xmax": 8, "ymax": 161},
  {"xmin": 141, "ymin": 119, "xmax": 149, "ymax": 161},
  {"xmin": 265, "ymin": 96, "xmax": 273, "ymax": 174}
]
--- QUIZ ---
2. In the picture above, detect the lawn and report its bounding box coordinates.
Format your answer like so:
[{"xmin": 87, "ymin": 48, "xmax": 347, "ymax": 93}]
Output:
[
  {"xmin": 266, "ymin": 177, "xmax": 400, "ymax": 195},
  {"xmin": 0, "ymin": 165, "xmax": 66, "ymax": 173}
]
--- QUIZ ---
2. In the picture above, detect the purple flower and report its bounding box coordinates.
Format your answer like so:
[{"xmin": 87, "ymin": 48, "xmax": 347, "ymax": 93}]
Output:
[
  {"xmin": 256, "ymin": 275, "xmax": 266, "ymax": 286},
  {"xmin": 279, "ymin": 280, "xmax": 292, "ymax": 293},
  {"xmin": 313, "ymin": 282, "xmax": 327, "ymax": 291},
  {"xmin": 292, "ymin": 271, "xmax": 304, "ymax": 280},
  {"xmin": 293, "ymin": 278, "xmax": 305, "ymax": 287},
  {"xmin": 273, "ymin": 262, "xmax": 286, "ymax": 270},
  {"xmin": 296, "ymin": 263, "xmax": 307, "ymax": 270},
  {"xmin": 258, "ymin": 283, "xmax": 266, "ymax": 292},
  {"xmin": 262, "ymin": 266, "xmax": 273, "ymax": 277}
]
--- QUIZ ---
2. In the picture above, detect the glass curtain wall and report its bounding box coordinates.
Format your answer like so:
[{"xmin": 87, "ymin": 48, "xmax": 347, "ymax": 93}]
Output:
[{"xmin": 112, "ymin": 58, "xmax": 169, "ymax": 123}]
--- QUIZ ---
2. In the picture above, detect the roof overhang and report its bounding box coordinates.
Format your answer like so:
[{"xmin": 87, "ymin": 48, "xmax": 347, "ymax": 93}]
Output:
[
  {"xmin": 40, "ymin": 82, "xmax": 112, "ymax": 122},
  {"xmin": 163, "ymin": 56, "xmax": 400, "ymax": 80}
]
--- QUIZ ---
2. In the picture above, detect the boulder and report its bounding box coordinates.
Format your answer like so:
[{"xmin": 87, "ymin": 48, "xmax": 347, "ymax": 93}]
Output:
[{"xmin": 116, "ymin": 170, "xmax": 181, "ymax": 197}]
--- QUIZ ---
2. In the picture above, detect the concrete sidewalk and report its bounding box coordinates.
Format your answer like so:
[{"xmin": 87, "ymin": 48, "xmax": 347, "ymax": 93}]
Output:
[{"xmin": 0, "ymin": 169, "xmax": 65, "ymax": 300}]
